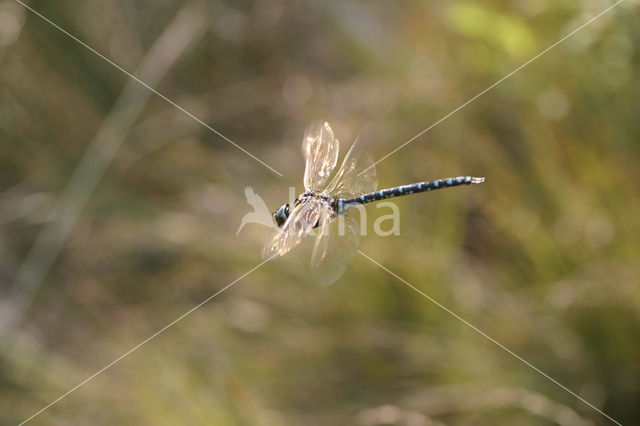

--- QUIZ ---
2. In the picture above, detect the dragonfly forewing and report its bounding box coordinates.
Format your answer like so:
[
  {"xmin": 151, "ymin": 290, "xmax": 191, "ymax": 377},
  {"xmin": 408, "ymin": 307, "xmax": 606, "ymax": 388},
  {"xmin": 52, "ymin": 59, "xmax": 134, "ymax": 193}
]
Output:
[{"xmin": 302, "ymin": 121, "xmax": 340, "ymax": 192}]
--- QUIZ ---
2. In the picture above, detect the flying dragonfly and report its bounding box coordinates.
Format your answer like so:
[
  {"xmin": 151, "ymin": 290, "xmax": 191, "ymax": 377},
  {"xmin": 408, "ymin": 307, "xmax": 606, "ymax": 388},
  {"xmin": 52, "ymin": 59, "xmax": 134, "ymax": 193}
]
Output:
[{"xmin": 263, "ymin": 121, "xmax": 484, "ymax": 285}]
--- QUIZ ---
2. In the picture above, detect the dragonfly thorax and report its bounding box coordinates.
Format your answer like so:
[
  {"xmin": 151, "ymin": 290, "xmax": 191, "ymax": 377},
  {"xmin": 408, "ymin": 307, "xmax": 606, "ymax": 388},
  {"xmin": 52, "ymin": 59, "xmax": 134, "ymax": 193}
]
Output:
[{"xmin": 272, "ymin": 192, "xmax": 341, "ymax": 229}]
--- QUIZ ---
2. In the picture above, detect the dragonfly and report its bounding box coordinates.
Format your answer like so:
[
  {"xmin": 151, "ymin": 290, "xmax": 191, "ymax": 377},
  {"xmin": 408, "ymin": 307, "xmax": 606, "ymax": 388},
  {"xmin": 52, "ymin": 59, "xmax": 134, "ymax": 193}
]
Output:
[{"xmin": 263, "ymin": 121, "xmax": 484, "ymax": 285}]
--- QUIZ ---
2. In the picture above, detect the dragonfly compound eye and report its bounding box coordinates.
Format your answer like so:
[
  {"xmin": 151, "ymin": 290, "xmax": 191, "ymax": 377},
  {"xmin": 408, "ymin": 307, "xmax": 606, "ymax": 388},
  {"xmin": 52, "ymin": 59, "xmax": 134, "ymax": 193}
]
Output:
[{"xmin": 273, "ymin": 203, "xmax": 290, "ymax": 228}]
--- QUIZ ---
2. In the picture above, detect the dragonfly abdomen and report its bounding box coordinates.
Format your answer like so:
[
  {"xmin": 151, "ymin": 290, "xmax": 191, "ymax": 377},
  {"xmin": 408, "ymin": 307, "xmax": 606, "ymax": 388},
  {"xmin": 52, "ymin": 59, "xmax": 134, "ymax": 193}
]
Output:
[{"xmin": 342, "ymin": 176, "xmax": 484, "ymax": 208}]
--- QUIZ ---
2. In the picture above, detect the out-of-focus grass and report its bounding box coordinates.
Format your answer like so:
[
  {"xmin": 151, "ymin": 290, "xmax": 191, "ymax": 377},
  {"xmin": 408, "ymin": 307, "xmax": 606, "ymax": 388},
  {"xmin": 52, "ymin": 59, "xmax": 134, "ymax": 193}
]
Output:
[{"xmin": 1, "ymin": 1, "xmax": 639, "ymax": 425}]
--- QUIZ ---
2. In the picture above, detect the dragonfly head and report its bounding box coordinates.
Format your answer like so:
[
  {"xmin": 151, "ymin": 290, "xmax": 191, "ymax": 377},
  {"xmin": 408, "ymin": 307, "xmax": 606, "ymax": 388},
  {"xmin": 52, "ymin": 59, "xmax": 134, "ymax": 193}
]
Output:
[{"xmin": 272, "ymin": 203, "xmax": 290, "ymax": 228}]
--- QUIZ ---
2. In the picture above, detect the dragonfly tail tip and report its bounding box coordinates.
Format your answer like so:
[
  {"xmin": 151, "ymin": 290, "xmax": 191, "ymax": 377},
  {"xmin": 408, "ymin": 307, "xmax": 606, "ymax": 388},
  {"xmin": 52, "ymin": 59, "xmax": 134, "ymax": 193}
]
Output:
[{"xmin": 471, "ymin": 176, "xmax": 485, "ymax": 184}]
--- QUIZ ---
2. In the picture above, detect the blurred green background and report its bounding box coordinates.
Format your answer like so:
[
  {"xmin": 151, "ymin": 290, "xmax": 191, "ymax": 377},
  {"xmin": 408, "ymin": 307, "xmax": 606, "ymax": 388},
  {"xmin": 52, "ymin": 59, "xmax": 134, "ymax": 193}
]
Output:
[{"xmin": 1, "ymin": 0, "xmax": 639, "ymax": 425}]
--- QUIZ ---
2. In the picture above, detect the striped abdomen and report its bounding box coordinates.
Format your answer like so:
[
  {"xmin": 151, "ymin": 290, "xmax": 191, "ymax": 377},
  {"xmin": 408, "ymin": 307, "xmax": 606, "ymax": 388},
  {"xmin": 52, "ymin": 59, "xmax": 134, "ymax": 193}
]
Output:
[{"xmin": 339, "ymin": 176, "xmax": 484, "ymax": 210}]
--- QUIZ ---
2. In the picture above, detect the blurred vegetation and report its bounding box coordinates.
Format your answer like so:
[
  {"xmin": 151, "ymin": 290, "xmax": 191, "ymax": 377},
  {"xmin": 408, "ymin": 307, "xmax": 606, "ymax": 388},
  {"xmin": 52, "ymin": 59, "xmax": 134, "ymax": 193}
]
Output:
[{"xmin": 1, "ymin": 0, "xmax": 639, "ymax": 425}]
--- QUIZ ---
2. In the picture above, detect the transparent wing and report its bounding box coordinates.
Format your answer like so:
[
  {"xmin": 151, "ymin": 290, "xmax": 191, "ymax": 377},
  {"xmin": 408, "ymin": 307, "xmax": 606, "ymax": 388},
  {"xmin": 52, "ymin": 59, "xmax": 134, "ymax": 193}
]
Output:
[
  {"xmin": 322, "ymin": 128, "xmax": 377, "ymax": 198},
  {"xmin": 308, "ymin": 129, "xmax": 378, "ymax": 285},
  {"xmin": 302, "ymin": 121, "xmax": 340, "ymax": 192},
  {"xmin": 310, "ymin": 207, "xmax": 361, "ymax": 286},
  {"xmin": 262, "ymin": 198, "xmax": 325, "ymax": 259}
]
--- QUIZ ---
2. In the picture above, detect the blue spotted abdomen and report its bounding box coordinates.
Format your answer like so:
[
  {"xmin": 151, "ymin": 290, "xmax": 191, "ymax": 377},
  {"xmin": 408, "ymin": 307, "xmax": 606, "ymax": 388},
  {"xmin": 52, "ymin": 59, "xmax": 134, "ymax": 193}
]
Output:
[{"xmin": 341, "ymin": 176, "xmax": 484, "ymax": 208}]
